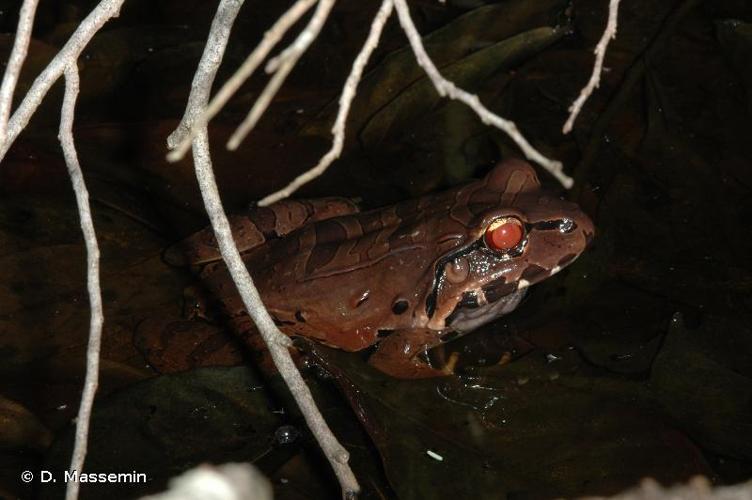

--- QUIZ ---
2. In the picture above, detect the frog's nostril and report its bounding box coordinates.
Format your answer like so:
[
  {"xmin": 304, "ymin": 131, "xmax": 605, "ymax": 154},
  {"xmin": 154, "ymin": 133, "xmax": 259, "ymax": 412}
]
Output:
[
  {"xmin": 558, "ymin": 218, "xmax": 575, "ymax": 233},
  {"xmin": 392, "ymin": 299, "xmax": 409, "ymax": 315}
]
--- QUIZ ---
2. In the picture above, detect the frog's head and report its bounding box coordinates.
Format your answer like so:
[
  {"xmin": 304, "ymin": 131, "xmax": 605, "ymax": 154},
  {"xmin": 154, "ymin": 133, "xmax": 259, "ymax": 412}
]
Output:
[{"xmin": 425, "ymin": 159, "xmax": 594, "ymax": 332}]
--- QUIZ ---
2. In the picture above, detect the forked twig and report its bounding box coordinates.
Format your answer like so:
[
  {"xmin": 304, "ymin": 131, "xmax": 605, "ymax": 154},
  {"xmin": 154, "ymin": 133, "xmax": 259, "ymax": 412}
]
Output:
[
  {"xmin": 0, "ymin": 0, "xmax": 39, "ymax": 147},
  {"xmin": 562, "ymin": 0, "xmax": 621, "ymax": 134},
  {"xmin": 167, "ymin": 0, "xmax": 359, "ymax": 496},
  {"xmin": 226, "ymin": 0, "xmax": 336, "ymax": 149},
  {"xmin": 0, "ymin": 0, "xmax": 124, "ymax": 162},
  {"xmin": 0, "ymin": 2, "xmax": 121, "ymax": 499},
  {"xmin": 260, "ymin": 0, "xmax": 574, "ymax": 205},
  {"xmin": 166, "ymin": 0, "xmax": 318, "ymax": 158},
  {"xmin": 392, "ymin": 0, "xmax": 572, "ymax": 188},
  {"xmin": 258, "ymin": 0, "xmax": 394, "ymax": 206}
]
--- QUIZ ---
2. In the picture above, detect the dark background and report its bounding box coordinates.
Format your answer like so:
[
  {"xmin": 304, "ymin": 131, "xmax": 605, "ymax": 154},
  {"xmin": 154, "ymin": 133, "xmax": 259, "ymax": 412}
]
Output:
[{"xmin": 0, "ymin": 0, "xmax": 750, "ymax": 498}]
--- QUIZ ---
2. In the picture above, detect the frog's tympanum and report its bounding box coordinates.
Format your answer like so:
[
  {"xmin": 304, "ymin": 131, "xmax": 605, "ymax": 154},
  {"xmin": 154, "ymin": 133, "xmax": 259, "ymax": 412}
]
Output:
[{"xmin": 166, "ymin": 159, "xmax": 594, "ymax": 378}]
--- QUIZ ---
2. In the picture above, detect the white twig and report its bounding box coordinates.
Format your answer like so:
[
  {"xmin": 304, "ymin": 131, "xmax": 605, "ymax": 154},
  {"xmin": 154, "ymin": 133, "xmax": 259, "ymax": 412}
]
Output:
[
  {"xmin": 226, "ymin": 0, "xmax": 336, "ymax": 150},
  {"xmin": 166, "ymin": 0, "xmax": 318, "ymax": 159},
  {"xmin": 141, "ymin": 463, "xmax": 272, "ymax": 500},
  {"xmin": 393, "ymin": 0, "xmax": 572, "ymax": 188},
  {"xmin": 0, "ymin": 0, "xmax": 39, "ymax": 148},
  {"xmin": 168, "ymin": 0, "xmax": 359, "ymax": 496},
  {"xmin": 562, "ymin": 0, "xmax": 621, "ymax": 134},
  {"xmin": 0, "ymin": 0, "xmax": 124, "ymax": 162},
  {"xmin": 60, "ymin": 64, "xmax": 104, "ymax": 500},
  {"xmin": 258, "ymin": 0, "xmax": 394, "ymax": 206}
]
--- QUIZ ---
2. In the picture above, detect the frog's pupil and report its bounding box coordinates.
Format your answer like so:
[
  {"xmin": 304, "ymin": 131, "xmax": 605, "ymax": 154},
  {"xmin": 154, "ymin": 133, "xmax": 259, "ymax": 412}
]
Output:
[{"xmin": 485, "ymin": 222, "xmax": 522, "ymax": 251}]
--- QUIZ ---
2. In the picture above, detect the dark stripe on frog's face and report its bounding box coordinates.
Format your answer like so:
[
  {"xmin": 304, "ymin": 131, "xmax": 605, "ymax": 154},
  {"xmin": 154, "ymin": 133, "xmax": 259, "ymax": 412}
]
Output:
[
  {"xmin": 426, "ymin": 162, "xmax": 594, "ymax": 330},
  {"xmin": 520, "ymin": 264, "xmax": 549, "ymax": 282},
  {"xmin": 482, "ymin": 281, "xmax": 518, "ymax": 303},
  {"xmin": 424, "ymin": 161, "xmax": 543, "ymax": 320}
]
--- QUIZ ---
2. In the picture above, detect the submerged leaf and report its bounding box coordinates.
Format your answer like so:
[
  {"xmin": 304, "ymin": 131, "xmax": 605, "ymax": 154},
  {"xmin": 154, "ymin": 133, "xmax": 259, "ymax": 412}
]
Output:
[
  {"xmin": 304, "ymin": 0, "xmax": 569, "ymax": 140},
  {"xmin": 42, "ymin": 367, "xmax": 281, "ymax": 499},
  {"xmin": 306, "ymin": 341, "xmax": 711, "ymax": 499},
  {"xmin": 716, "ymin": 19, "xmax": 752, "ymax": 111},
  {"xmin": 360, "ymin": 26, "xmax": 567, "ymax": 149},
  {"xmin": 650, "ymin": 314, "xmax": 752, "ymax": 460}
]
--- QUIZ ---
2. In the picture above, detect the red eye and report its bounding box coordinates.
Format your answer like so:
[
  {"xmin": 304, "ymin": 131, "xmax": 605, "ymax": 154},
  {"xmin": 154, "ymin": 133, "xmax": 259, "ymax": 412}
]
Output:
[{"xmin": 484, "ymin": 218, "xmax": 523, "ymax": 252}]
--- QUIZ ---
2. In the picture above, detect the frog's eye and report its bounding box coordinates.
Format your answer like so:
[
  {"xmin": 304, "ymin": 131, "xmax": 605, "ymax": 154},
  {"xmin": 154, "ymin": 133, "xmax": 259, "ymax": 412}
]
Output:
[{"xmin": 484, "ymin": 217, "xmax": 524, "ymax": 252}]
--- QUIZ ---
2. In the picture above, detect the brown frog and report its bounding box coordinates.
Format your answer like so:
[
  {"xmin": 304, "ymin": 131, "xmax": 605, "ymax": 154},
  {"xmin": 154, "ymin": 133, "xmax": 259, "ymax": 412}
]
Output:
[{"xmin": 160, "ymin": 159, "xmax": 594, "ymax": 378}]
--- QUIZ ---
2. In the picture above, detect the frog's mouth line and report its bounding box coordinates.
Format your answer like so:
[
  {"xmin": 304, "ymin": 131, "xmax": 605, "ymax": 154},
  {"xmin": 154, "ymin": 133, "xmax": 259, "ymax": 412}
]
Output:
[{"xmin": 444, "ymin": 288, "xmax": 527, "ymax": 333}]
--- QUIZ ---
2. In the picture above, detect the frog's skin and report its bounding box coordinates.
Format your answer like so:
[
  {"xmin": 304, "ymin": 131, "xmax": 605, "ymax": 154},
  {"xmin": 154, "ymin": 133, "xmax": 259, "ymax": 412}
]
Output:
[{"xmin": 161, "ymin": 159, "xmax": 594, "ymax": 378}]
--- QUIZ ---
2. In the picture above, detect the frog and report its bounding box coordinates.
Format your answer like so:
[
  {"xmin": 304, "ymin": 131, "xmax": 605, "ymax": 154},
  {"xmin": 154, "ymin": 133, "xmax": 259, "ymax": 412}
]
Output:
[{"xmin": 156, "ymin": 159, "xmax": 594, "ymax": 378}]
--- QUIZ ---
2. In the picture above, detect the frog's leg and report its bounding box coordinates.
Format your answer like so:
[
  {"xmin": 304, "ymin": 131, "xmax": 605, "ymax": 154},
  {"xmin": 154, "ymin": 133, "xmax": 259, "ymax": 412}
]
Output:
[
  {"xmin": 135, "ymin": 317, "xmax": 246, "ymax": 373},
  {"xmin": 164, "ymin": 197, "xmax": 358, "ymax": 266},
  {"xmin": 368, "ymin": 329, "xmax": 451, "ymax": 379}
]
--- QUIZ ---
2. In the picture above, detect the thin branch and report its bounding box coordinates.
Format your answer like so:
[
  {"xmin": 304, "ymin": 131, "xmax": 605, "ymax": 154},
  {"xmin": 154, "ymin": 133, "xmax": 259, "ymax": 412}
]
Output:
[
  {"xmin": 392, "ymin": 0, "xmax": 572, "ymax": 188},
  {"xmin": 570, "ymin": 0, "xmax": 698, "ymax": 195},
  {"xmin": 562, "ymin": 0, "xmax": 621, "ymax": 134},
  {"xmin": 0, "ymin": 0, "xmax": 39, "ymax": 148},
  {"xmin": 167, "ymin": 0, "xmax": 359, "ymax": 496},
  {"xmin": 166, "ymin": 0, "xmax": 318, "ymax": 159},
  {"xmin": 0, "ymin": 0, "xmax": 124, "ymax": 163},
  {"xmin": 258, "ymin": 0, "xmax": 394, "ymax": 207},
  {"xmin": 60, "ymin": 64, "xmax": 104, "ymax": 500},
  {"xmin": 226, "ymin": 0, "xmax": 336, "ymax": 150}
]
